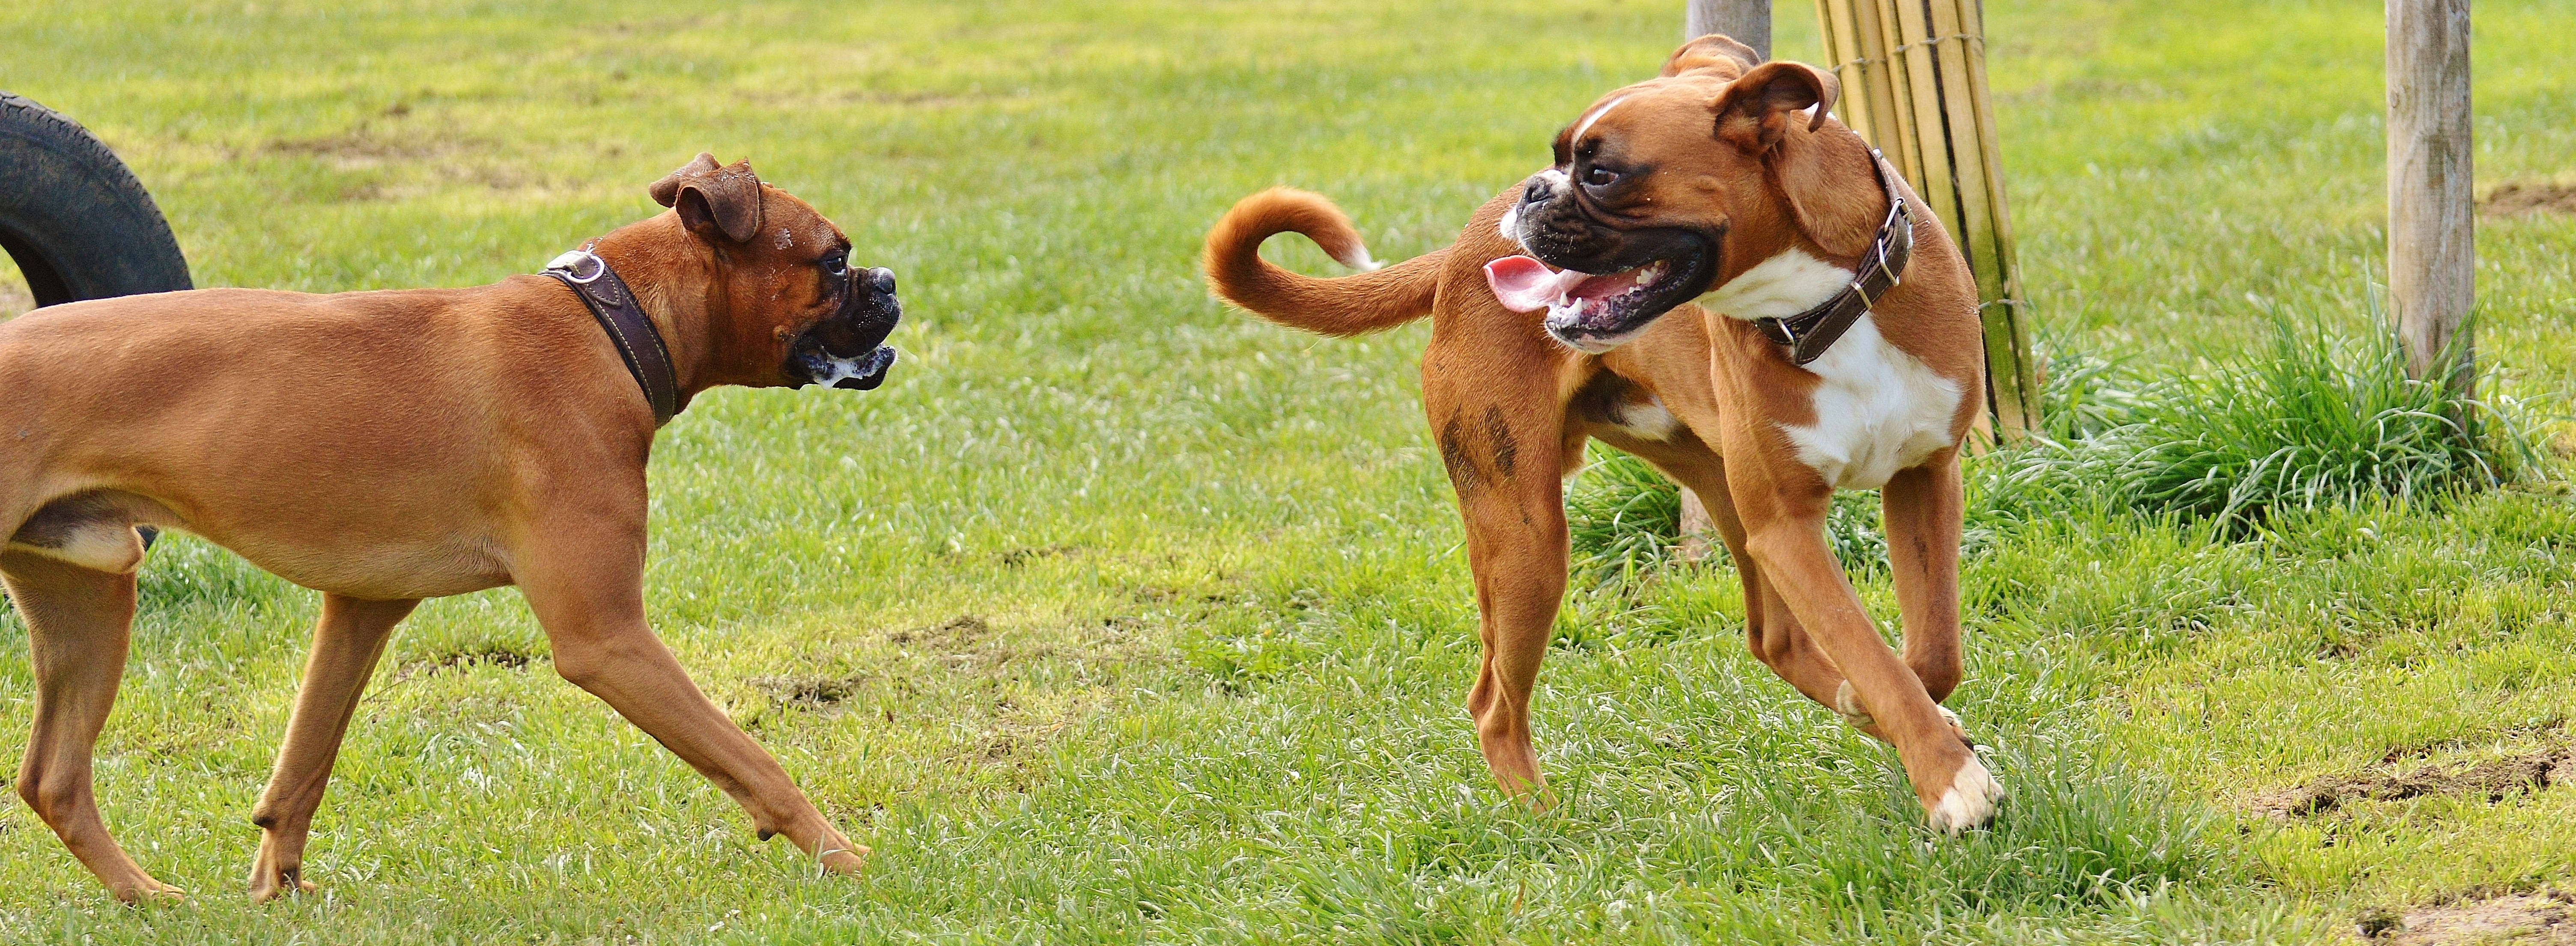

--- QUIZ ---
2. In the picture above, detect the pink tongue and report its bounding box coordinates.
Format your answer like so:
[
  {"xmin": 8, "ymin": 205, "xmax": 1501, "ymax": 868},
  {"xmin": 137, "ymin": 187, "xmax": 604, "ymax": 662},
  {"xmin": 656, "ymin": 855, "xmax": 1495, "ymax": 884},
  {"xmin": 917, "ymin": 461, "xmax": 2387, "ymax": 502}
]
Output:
[{"xmin": 1485, "ymin": 256, "xmax": 1596, "ymax": 313}]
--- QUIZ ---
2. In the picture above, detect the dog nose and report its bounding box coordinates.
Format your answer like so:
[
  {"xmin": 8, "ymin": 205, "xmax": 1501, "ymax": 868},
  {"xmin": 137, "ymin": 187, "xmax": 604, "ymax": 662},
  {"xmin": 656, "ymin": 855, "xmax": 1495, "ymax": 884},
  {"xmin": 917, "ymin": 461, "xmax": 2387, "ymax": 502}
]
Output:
[
  {"xmin": 1524, "ymin": 178, "xmax": 1550, "ymax": 205},
  {"xmin": 866, "ymin": 267, "xmax": 896, "ymax": 296}
]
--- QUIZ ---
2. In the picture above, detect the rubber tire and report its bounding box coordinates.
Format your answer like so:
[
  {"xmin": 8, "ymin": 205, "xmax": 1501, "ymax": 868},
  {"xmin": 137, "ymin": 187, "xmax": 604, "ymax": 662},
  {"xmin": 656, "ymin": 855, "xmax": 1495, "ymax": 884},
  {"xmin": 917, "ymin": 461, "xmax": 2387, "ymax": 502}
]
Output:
[{"xmin": 0, "ymin": 92, "xmax": 191, "ymax": 307}]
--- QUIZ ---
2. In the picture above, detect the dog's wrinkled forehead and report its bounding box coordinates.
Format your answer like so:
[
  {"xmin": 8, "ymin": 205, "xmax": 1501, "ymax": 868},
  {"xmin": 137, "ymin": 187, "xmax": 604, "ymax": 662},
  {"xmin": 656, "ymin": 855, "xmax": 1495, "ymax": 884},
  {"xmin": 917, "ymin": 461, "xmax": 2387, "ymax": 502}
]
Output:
[{"xmin": 1554, "ymin": 79, "xmax": 1721, "ymax": 158}]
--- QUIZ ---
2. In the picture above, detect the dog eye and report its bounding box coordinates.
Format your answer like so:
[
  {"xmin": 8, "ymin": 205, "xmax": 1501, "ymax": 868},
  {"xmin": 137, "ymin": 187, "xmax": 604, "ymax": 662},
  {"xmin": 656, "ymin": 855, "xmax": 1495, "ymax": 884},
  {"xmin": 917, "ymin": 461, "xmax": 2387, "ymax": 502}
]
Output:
[
  {"xmin": 1583, "ymin": 167, "xmax": 1619, "ymax": 187},
  {"xmin": 821, "ymin": 253, "xmax": 849, "ymax": 277}
]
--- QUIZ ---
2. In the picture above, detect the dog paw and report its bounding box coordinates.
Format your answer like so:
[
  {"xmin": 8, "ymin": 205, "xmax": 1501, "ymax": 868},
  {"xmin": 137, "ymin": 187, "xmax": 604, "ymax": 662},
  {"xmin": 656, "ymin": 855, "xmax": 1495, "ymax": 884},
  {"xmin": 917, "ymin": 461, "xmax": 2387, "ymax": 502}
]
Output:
[
  {"xmin": 817, "ymin": 844, "xmax": 871, "ymax": 876},
  {"xmin": 113, "ymin": 877, "xmax": 188, "ymax": 904},
  {"xmin": 1833, "ymin": 680, "xmax": 1875, "ymax": 729},
  {"xmin": 248, "ymin": 868, "xmax": 316, "ymax": 903},
  {"xmin": 1926, "ymin": 755, "xmax": 2004, "ymax": 835}
]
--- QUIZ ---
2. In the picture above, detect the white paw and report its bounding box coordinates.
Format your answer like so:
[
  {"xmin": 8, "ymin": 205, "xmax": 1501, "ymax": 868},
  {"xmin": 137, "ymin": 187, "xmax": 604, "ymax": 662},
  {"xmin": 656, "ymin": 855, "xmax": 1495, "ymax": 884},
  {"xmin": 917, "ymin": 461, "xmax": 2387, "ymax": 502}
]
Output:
[
  {"xmin": 1928, "ymin": 756, "xmax": 2003, "ymax": 835},
  {"xmin": 1834, "ymin": 680, "xmax": 1874, "ymax": 729}
]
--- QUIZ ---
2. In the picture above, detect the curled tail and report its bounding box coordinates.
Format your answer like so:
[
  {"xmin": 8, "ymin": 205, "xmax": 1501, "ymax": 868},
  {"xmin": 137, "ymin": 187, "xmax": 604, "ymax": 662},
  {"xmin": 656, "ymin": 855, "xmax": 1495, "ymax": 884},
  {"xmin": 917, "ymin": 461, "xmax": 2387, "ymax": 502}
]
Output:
[{"xmin": 1202, "ymin": 187, "xmax": 1446, "ymax": 337}]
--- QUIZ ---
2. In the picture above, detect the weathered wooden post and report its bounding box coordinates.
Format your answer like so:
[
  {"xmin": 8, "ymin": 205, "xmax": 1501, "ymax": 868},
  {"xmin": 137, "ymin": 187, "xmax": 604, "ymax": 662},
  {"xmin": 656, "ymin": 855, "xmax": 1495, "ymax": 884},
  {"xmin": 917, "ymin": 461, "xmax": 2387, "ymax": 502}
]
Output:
[
  {"xmin": 1813, "ymin": 0, "xmax": 2041, "ymax": 442},
  {"xmin": 2386, "ymin": 0, "xmax": 2474, "ymax": 397},
  {"xmin": 1688, "ymin": 0, "xmax": 1772, "ymax": 59},
  {"xmin": 1676, "ymin": 0, "xmax": 1775, "ymax": 561}
]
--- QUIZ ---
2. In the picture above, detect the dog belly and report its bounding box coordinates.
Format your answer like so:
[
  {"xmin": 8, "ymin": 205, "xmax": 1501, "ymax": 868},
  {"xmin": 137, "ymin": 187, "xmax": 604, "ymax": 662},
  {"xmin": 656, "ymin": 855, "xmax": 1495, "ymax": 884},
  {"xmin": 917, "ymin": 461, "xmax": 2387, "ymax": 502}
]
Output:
[
  {"xmin": 5, "ymin": 490, "xmax": 510, "ymax": 597},
  {"xmin": 213, "ymin": 531, "xmax": 515, "ymax": 600}
]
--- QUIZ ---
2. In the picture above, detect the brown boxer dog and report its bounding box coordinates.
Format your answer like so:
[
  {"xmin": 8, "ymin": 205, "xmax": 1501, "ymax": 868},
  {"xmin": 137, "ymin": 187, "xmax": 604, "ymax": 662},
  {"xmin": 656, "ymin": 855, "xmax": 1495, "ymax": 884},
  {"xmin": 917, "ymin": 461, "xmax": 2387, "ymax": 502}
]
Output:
[
  {"xmin": 0, "ymin": 153, "xmax": 898, "ymax": 901},
  {"xmin": 1203, "ymin": 36, "xmax": 2001, "ymax": 833}
]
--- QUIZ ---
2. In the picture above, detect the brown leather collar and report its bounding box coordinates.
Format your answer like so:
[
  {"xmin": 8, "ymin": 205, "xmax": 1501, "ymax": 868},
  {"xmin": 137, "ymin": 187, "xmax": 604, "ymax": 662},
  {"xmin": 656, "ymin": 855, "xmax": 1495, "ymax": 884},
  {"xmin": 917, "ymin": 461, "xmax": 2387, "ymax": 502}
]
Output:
[
  {"xmin": 543, "ymin": 246, "xmax": 681, "ymax": 426},
  {"xmin": 1754, "ymin": 149, "xmax": 1915, "ymax": 367}
]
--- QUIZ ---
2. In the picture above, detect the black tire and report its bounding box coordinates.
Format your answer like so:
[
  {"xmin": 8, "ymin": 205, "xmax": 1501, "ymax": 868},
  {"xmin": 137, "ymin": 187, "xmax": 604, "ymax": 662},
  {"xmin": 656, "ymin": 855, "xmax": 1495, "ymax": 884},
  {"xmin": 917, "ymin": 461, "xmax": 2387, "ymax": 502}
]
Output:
[{"xmin": 0, "ymin": 92, "xmax": 191, "ymax": 308}]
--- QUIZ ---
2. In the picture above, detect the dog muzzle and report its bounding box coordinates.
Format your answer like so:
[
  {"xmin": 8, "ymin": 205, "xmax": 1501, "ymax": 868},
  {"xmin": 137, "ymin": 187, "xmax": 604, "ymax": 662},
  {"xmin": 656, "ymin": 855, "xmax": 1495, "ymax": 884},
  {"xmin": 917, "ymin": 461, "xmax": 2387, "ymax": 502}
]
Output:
[{"xmin": 789, "ymin": 266, "xmax": 902, "ymax": 391}]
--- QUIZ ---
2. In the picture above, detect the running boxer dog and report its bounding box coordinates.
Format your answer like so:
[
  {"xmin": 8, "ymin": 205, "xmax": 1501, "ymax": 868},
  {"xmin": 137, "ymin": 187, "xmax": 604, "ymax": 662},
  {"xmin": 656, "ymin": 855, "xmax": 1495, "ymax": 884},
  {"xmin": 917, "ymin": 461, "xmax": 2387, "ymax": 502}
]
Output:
[
  {"xmin": 1202, "ymin": 36, "xmax": 2001, "ymax": 833},
  {"xmin": 1, "ymin": 153, "xmax": 898, "ymax": 900}
]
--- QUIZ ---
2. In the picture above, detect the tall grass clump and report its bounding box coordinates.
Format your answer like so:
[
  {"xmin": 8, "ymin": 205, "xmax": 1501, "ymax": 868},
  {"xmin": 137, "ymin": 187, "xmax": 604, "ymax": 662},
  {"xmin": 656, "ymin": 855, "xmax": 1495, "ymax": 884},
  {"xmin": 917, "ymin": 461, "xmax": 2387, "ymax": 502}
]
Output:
[
  {"xmin": 2001, "ymin": 305, "xmax": 2547, "ymax": 532},
  {"xmin": 1565, "ymin": 446, "xmax": 1683, "ymax": 583},
  {"xmin": 1567, "ymin": 447, "xmax": 1893, "ymax": 582}
]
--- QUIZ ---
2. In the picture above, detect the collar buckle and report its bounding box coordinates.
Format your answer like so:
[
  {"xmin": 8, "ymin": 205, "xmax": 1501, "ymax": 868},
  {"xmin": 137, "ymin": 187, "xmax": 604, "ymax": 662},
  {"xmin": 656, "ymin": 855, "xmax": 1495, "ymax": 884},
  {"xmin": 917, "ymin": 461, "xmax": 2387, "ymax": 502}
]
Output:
[{"xmin": 545, "ymin": 249, "xmax": 608, "ymax": 284}]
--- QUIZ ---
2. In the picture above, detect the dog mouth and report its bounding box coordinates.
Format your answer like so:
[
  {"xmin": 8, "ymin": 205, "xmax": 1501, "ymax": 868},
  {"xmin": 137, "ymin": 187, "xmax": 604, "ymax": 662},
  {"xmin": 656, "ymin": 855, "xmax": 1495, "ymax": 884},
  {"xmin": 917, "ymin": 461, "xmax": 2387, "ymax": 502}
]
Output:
[
  {"xmin": 1484, "ymin": 241, "xmax": 1711, "ymax": 353},
  {"xmin": 796, "ymin": 344, "xmax": 897, "ymax": 391},
  {"xmin": 787, "ymin": 266, "xmax": 902, "ymax": 391}
]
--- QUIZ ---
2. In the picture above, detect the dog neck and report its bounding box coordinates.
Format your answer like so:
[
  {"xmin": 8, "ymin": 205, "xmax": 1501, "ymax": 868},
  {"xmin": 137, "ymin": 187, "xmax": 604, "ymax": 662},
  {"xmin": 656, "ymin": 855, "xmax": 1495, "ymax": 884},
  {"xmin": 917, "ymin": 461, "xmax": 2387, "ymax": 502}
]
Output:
[{"xmin": 588, "ymin": 221, "xmax": 716, "ymax": 401}]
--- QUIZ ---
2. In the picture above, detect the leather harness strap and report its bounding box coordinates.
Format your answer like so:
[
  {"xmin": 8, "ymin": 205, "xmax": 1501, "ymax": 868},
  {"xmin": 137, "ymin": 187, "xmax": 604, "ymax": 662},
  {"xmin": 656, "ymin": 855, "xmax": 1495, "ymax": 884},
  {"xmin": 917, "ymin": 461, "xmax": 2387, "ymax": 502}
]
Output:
[
  {"xmin": 543, "ymin": 247, "xmax": 680, "ymax": 427},
  {"xmin": 1754, "ymin": 149, "xmax": 1916, "ymax": 367}
]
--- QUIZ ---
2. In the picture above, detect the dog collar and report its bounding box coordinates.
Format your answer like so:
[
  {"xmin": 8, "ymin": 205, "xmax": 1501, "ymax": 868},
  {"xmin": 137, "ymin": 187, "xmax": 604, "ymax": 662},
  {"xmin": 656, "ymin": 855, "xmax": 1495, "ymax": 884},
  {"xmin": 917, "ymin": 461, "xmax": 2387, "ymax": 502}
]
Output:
[
  {"xmin": 1753, "ymin": 149, "xmax": 1915, "ymax": 367},
  {"xmin": 543, "ymin": 245, "xmax": 682, "ymax": 426}
]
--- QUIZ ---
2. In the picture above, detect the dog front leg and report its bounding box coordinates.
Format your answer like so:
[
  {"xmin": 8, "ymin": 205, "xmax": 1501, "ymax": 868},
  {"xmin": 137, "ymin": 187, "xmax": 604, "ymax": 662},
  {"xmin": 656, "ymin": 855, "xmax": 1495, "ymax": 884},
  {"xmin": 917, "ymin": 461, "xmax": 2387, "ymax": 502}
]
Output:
[
  {"xmin": 512, "ymin": 550, "xmax": 865, "ymax": 875},
  {"xmin": 249, "ymin": 594, "xmax": 417, "ymax": 901},
  {"xmin": 1731, "ymin": 474, "xmax": 1999, "ymax": 833}
]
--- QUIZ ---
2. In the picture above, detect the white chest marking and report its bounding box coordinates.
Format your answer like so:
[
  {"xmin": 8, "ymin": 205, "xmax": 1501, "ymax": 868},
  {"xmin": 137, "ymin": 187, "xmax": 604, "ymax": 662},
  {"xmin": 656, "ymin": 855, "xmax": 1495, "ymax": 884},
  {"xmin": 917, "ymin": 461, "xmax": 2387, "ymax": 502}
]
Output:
[
  {"xmin": 1699, "ymin": 248, "xmax": 1854, "ymax": 322},
  {"xmin": 1781, "ymin": 315, "xmax": 1962, "ymax": 489}
]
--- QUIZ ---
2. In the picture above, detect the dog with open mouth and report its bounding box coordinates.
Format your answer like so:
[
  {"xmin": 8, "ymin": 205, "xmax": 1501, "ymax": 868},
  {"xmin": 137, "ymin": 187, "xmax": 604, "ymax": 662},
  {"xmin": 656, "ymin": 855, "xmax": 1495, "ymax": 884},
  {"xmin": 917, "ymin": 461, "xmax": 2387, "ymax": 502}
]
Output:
[
  {"xmin": 1203, "ymin": 36, "xmax": 2001, "ymax": 833},
  {"xmin": 0, "ymin": 153, "xmax": 896, "ymax": 901}
]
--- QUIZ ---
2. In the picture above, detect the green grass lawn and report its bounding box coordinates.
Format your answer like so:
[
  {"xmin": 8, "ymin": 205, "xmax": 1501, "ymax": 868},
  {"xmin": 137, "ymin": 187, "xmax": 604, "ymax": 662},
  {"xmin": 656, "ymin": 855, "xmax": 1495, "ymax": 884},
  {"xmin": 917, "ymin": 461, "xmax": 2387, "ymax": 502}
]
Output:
[{"xmin": 4, "ymin": 0, "xmax": 2575, "ymax": 941}]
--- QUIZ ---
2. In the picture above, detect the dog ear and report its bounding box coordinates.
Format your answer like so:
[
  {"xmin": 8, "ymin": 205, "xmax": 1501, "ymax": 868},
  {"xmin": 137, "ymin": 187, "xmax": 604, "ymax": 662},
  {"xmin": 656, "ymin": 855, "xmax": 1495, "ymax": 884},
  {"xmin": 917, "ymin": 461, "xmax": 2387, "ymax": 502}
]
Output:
[
  {"xmin": 649, "ymin": 152, "xmax": 764, "ymax": 244},
  {"xmin": 1662, "ymin": 34, "xmax": 1762, "ymax": 79},
  {"xmin": 1709, "ymin": 61, "xmax": 1839, "ymax": 152}
]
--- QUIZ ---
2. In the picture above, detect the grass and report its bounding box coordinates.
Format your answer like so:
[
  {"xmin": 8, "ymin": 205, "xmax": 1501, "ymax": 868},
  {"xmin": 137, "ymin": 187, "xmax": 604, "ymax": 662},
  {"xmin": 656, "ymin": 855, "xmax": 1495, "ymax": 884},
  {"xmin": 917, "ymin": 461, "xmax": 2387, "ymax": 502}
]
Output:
[{"xmin": 1, "ymin": 0, "xmax": 2573, "ymax": 942}]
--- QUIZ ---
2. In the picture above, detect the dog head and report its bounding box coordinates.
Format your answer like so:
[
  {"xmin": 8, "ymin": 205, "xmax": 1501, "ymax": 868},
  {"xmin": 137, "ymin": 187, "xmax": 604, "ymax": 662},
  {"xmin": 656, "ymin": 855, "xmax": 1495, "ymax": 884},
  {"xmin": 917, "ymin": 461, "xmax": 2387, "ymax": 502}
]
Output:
[
  {"xmin": 1487, "ymin": 36, "xmax": 1847, "ymax": 353},
  {"xmin": 634, "ymin": 153, "xmax": 901, "ymax": 391}
]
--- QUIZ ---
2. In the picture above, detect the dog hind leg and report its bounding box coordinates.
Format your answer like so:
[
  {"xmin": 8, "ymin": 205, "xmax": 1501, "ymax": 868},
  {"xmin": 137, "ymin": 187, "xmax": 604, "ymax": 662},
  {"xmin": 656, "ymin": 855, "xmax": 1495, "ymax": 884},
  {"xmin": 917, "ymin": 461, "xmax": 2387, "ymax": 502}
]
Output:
[
  {"xmin": 248, "ymin": 593, "xmax": 417, "ymax": 901},
  {"xmin": 2, "ymin": 549, "xmax": 182, "ymax": 901}
]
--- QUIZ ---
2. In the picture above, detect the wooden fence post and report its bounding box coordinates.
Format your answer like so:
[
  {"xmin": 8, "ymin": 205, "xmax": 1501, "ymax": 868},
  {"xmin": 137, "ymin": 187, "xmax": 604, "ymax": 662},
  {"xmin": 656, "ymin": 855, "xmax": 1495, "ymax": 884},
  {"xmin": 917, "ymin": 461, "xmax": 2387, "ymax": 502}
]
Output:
[
  {"xmin": 2386, "ymin": 0, "xmax": 2474, "ymax": 397},
  {"xmin": 1688, "ymin": 0, "xmax": 1772, "ymax": 60},
  {"xmin": 1678, "ymin": 0, "xmax": 1775, "ymax": 561},
  {"xmin": 1813, "ymin": 0, "xmax": 2041, "ymax": 442}
]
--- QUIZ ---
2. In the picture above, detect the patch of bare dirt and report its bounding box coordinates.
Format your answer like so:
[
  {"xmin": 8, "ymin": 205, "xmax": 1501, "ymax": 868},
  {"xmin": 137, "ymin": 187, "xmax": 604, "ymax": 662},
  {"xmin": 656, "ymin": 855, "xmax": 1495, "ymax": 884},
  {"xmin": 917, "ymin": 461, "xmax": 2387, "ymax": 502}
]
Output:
[
  {"xmin": 752, "ymin": 670, "xmax": 874, "ymax": 707},
  {"xmin": 391, "ymin": 643, "xmax": 537, "ymax": 682},
  {"xmin": 2362, "ymin": 889, "xmax": 2576, "ymax": 943},
  {"xmin": 2484, "ymin": 180, "xmax": 2576, "ymax": 218},
  {"xmin": 2251, "ymin": 746, "xmax": 2573, "ymax": 819}
]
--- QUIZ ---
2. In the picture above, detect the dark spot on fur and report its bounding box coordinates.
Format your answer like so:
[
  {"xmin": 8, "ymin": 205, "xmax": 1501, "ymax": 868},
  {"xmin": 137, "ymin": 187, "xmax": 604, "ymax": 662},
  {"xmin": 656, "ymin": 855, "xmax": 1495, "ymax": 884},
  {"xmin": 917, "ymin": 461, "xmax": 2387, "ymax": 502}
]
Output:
[
  {"xmin": 1440, "ymin": 415, "xmax": 1481, "ymax": 492},
  {"xmin": 1484, "ymin": 406, "xmax": 1518, "ymax": 478}
]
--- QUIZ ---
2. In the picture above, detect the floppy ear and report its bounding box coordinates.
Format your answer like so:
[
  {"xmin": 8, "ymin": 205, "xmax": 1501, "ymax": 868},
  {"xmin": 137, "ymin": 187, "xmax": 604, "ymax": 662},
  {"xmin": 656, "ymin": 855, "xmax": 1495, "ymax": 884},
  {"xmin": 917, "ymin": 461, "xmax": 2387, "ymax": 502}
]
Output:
[
  {"xmin": 1709, "ymin": 61, "xmax": 1840, "ymax": 152},
  {"xmin": 648, "ymin": 152, "xmax": 764, "ymax": 244},
  {"xmin": 1662, "ymin": 34, "xmax": 1762, "ymax": 79}
]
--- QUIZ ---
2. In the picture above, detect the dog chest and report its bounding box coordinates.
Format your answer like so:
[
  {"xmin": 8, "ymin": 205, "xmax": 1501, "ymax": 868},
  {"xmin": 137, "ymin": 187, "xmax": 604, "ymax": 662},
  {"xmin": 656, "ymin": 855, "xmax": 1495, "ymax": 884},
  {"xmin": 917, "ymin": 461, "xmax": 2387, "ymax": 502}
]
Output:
[{"xmin": 1778, "ymin": 315, "xmax": 1960, "ymax": 490}]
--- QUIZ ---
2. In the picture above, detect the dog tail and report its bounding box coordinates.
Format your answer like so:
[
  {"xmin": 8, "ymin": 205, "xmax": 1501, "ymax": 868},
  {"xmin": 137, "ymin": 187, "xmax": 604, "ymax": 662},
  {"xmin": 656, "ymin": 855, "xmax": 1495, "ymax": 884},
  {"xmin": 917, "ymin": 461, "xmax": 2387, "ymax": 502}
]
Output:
[{"xmin": 1202, "ymin": 188, "xmax": 1446, "ymax": 337}]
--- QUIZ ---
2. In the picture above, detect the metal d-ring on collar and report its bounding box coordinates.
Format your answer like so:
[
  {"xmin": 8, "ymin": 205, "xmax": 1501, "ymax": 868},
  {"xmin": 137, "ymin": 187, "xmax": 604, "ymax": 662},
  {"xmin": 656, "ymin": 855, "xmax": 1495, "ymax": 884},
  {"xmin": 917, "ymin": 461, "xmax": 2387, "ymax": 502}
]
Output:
[
  {"xmin": 542, "ymin": 243, "xmax": 682, "ymax": 426},
  {"xmin": 1753, "ymin": 149, "xmax": 1917, "ymax": 367}
]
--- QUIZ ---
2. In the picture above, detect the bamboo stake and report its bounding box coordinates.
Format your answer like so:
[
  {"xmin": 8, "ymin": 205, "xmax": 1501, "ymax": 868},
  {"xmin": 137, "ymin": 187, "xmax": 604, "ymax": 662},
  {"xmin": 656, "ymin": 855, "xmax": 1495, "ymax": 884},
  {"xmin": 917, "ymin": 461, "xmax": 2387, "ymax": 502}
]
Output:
[{"xmin": 1810, "ymin": 0, "xmax": 2041, "ymax": 440}]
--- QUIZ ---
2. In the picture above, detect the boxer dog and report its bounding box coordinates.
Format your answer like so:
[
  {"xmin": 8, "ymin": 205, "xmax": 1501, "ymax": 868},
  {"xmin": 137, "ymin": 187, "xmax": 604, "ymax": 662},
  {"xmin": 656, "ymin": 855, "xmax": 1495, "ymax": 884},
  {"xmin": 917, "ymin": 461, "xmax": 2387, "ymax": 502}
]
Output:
[
  {"xmin": 1202, "ymin": 36, "xmax": 2001, "ymax": 833},
  {"xmin": 0, "ymin": 154, "xmax": 897, "ymax": 901}
]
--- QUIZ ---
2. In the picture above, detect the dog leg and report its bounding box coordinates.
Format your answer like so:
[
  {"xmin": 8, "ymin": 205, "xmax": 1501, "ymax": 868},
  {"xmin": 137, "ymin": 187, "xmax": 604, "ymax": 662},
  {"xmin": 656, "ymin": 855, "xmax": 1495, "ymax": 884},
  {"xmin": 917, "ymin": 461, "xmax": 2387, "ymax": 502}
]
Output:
[
  {"xmin": 511, "ymin": 546, "xmax": 866, "ymax": 874},
  {"xmin": 248, "ymin": 594, "xmax": 417, "ymax": 902},
  {"xmin": 1733, "ymin": 483, "xmax": 1999, "ymax": 834},
  {"xmin": 1614, "ymin": 445, "xmax": 1854, "ymax": 712},
  {"xmin": 1458, "ymin": 478, "xmax": 1569, "ymax": 802},
  {"xmin": 1881, "ymin": 457, "xmax": 1965, "ymax": 704},
  {"xmin": 1438, "ymin": 409, "xmax": 1572, "ymax": 802},
  {"xmin": 1, "ymin": 550, "xmax": 181, "ymax": 901}
]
